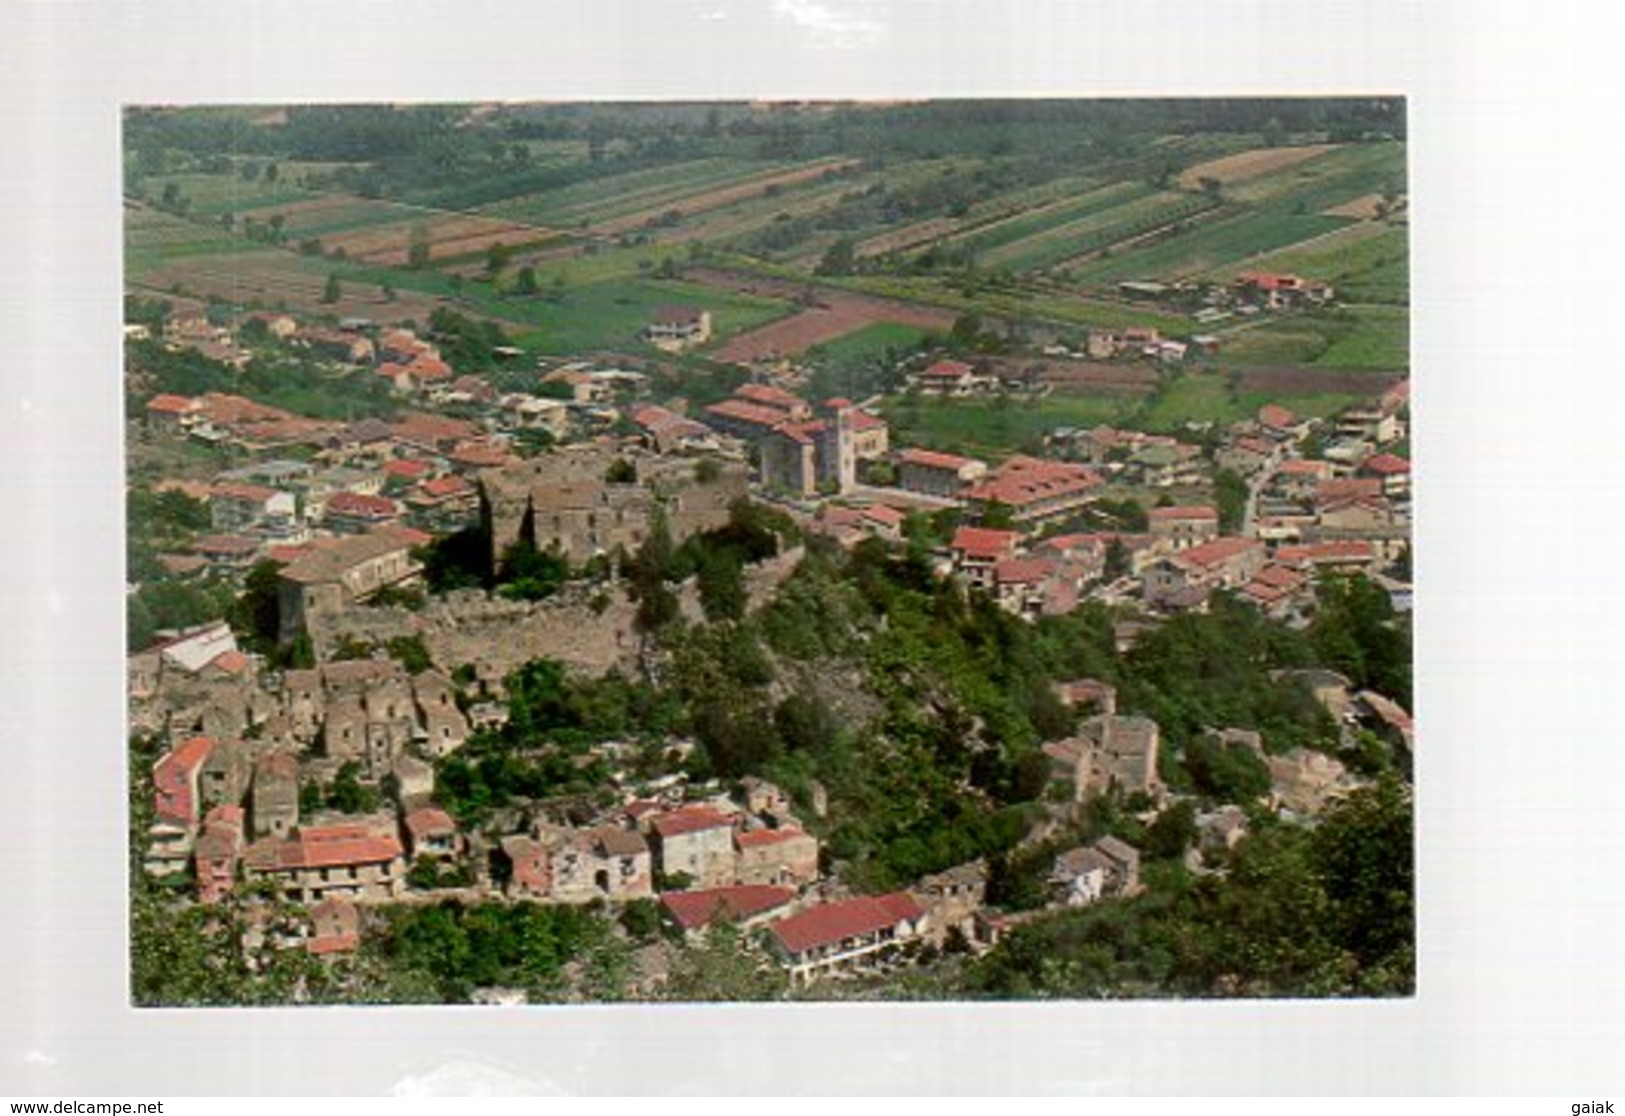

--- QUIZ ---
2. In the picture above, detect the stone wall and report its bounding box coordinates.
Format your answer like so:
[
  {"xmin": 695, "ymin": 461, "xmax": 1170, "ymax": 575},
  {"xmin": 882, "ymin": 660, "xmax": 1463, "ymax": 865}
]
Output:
[{"xmin": 307, "ymin": 586, "xmax": 643, "ymax": 686}]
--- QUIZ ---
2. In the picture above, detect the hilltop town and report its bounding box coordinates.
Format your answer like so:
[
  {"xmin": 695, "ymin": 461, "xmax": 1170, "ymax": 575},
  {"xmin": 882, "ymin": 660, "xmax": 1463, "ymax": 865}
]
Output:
[{"xmin": 126, "ymin": 100, "xmax": 1413, "ymax": 1004}]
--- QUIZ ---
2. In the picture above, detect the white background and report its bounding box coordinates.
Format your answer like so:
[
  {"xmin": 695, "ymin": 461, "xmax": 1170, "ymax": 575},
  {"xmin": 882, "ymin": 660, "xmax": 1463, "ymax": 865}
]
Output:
[{"xmin": 3, "ymin": 0, "xmax": 1623, "ymax": 1096}]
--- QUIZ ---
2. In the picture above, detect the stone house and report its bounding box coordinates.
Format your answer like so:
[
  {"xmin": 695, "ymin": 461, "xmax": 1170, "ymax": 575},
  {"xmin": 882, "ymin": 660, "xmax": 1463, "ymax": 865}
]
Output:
[
  {"xmin": 733, "ymin": 826, "xmax": 820, "ymax": 888},
  {"xmin": 1050, "ymin": 836, "xmax": 1140, "ymax": 906},
  {"xmin": 197, "ymin": 736, "xmax": 252, "ymax": 813},
  {"xmin": 1044, "ymin": 714, "xmax": 1164, "ymax": 803},
  {"xmin": 242, "ymin": 816, "xmax": 406, "ymax": 903},
  {"xmin": 306, "ymin": 896, "xmax": 362, "ymax": 957},
  {"xmin": 277, "ymin": 527, "xmax": 425, "ymax": 642},
  {"xmin": 896, "ymin": 447, "xmax": 987, "ymax": 498},
  {"xmin": 194, "ymin": 804, "xmax": 246, "ymax": 905},
  {"xmin": 1147, "ymin": 505, "xmax": 1220, "ymax": 551},
  {"xmin": 649, "ymin": 806, "xmax": 738, "ymax": 889},
  {"xmin": 912, "ymin": 861, "xmax": 987, "ymax": 946},
  {"xmin": 404, "ymin": 807, "xmax": 460, "ymax": 860},
  {"xmin": 251, "ymin": 750, "xmax": 300, "ymax": 839}
]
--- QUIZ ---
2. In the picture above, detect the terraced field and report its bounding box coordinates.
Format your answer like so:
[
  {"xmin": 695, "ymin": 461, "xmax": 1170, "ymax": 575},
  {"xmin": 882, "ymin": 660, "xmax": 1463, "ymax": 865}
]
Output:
[
  {"xmin": 987, "ymin": 191, "xmax": 1221, "ymax": 273},
  {"xmin": 1230, "ymin": 222, "xmax": 1409, "ymax": 304},
  {"xmin": 477, "ymin": 158, "xmax": 800, "ymax": 228},
  {"xmin": 125, "ymin": 205, "xmax": 255, "ymax": 274},
  {"xmin": 140, "ymin": 173, "xmax": 316, "ymax": 218}
]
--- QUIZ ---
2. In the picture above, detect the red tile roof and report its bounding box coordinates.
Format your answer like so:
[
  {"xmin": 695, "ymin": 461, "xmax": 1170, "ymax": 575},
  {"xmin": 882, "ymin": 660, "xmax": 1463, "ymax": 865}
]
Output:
[
  {"xmin": 383, "ymin": 459, "xmax": 433, "ymax": 480},
  {"xmin": 660, "ymin": 885, "xmax": 796, "ymax": 932},
  {"xmin": 705, "ymin": 399, "xmax": 793, "ymax": 429},
  {"xmin": 964, "ymin": 456, "xmax": 1101, "ymax": 510},
  {"xmin": 994, "ymin": 557, "xmax": 1056, "ymax": 585},
  {"xmin": 1175, "ymin": 536, "xmax": 1263, "ymax": 570},
  {"xmin": 1316, "ymin": 478, "xmax": 1384, "ymax": 505},
  {"xmin": 899, "ymin": 447, "xmax": 980, "ymax": 472},
  {"xmin": 1258, "ymin": 404, "xmax": 1298, "ymax": 430},
  {"xmin": 861, "ymin": 504, "xmax": 904, "ymax": 527},
  {"xmin": 768, "ymin": 892, "xmax": 925, "ymax": 955},
  {"xmin": 736, "ymin": 383, "xmax": 806, "ymax": 410},
  {"xmin": 404, "ymin": 807, "xmax": 457, "ymax": 841},
  {"xmin": 950, "ymin": 525, "xmax": 1020, "ymax": 562},
  {"xmin": 204, "ymin": 649, "xmax": 250, "ymax": 675},
  {"xmin": 263, "ymin": 824, "xmax": 404, "ymax": 871},
  {"xmin": 1275, "ymin": 541, "xmax": 1376, "ymax": 565},
  {"xmin": 848, "ymin": 410, "xmax": 887, "ymax": 432},
  {"xmin": 733, "ymin": 826, "xmax": 810, "ymax": 849},
  {"xmin": 652, "ymin": 806, "xmax": 735, "ymax": 840},
  {"xmin": 1148, "ymin": 504, "xmax": 1218, "ymax": 522},
  {"xmin": 420, "ymin": 476, "xmax": 473, "ymax": 498},
  {"xmin": 146, "ymin": 393, "xmax": 198, "ymax": 415},
  {"xmin": 325, "ymin": 491, "xmax": 399, "ymax": 518},
  {"xmin": 1277, "ymin": 459, "xmax": 1329, "ymax": 476},
  {"xmin": 1360, "ymin": 452, "xmax": 1411, "ymax": 476},
  {"xmin": 921, "ymin": 359, "xmax": 975, "ymax": 379},
  {"xmin": 152, "ymin": 735, "xmax": 216, "ymax": 824}
]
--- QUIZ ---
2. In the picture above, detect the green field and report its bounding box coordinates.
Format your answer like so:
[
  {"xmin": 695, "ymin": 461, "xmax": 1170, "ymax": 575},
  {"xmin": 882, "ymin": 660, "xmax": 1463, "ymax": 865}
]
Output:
[
  {"xmin": 1227, "ymin": 221, "xmax": 1408, "ymax": 302},
  {"xmin": 488, "ymin": 278, "xmax": 792, "ymax": 355},
  {"xmin": 986, "ymin": 191, "xmax": 1218, "ymax": 273},
  {"xmin": 478, "ymin": 158, "xmax": 792, "ymax": 227},
  {"xmin": 125, "ymin": 208, "xmax": 255, "ymax": 274},
  {"xmin": 1216, "ymin": 304, "xmax": 1408, "ymax": 371},
  {"xmin": 943, "ymin": 181, "xmax": 1156, "ymax": 258},
  {"xmin": 805, "ymin": 322, "xmax": 939, "ymax": 366},
  {"xmin": 142, "ymin": 174, "xmax": 316, "ymax": 218},
  {"xmin": 881, "ymin": 394, "xmax": 1135, "ymax": 458}
]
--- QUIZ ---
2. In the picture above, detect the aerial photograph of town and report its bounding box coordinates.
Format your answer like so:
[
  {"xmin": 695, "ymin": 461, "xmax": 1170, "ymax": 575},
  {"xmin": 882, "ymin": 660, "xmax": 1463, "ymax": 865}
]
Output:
[{"xmin": 123, "ymin": 98, "xmax": 1413, "ymax": 1005}]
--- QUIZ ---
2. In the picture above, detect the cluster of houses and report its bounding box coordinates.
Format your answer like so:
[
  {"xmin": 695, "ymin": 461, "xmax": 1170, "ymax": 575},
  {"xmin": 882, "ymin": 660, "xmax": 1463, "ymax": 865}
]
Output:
[{"xmin": 128, "ymin": 289, "xmax": 1412, "ymax": 996}]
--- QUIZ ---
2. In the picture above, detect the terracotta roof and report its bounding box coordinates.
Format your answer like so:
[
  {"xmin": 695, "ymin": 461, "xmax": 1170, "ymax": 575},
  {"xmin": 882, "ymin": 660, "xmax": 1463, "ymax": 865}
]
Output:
[
  {"xmin": 964, "ymin": 456, "xmax": 1101, "ymax": 509},
  {"xmin": 383, "ymin": 459, "xmax": 433, "ymax": 480},
  {"xmin": 1360, "ymin": 452, "xmax": 1411, "ymax": 476},
  {"xmin": 392, "ymin": 412, "xmax": 479, "ymax": 446},
  {"xmin": 419, "ymin": 475, "xmax": 473, "ymax": 498},
  {"xmin": 899, "ymin": 447, "xmax": 980, "ymax": 472},
  {"xmin": 652, "ymin": 806, "xmax": 735, "ymax": 840},
  {"xmin": 404, "ymin": 807, "xmax": 457, "ymax": 841},
  {"xmin": 921, "ymin": 359, "xmax": 975, "ymax": 379},
  {"xmin": 1275, "ymin": 541, "xmax": 1376, "ymax": 565},
  {"xmin": 204, "ymin": 649, "xmax": 250, "ymax": 675},
  {"xmin": 736, "ymin": 383, "xmax": 806, "ymax": 410},
  {"xmin": 994, "ymin": 557, "xmax": 1056, "ymax": 585},
  {"xmin": 1258, "ymin": 404, "xmax": 1298, "ymax": 430},
  {"xmin": 1148, "ymin": 504, "xmax": 1218, "ymax": 522},
  {"xmin": 848, "ymin": 410, "xmax": 887, "ymax": 432},
  {"xmin": 734, "ymin": 826, "xmax": 811, "ymax": 849},
  {"xmin": 255, "ymin": 823, "xmax": 404, "ymax": 871},
  {"xmin": 823, "ymin": 396, "xmax": 853, "ymax": 410},
  {"xmin": 1316, "ymin": 478, "xmax": 1384, "ymax": 504},
  {"xmin": 146, "ymin": 393, "xmax": 198, "ymax": 415},
  {"xmin": 1277, "ymin": 459, "xmax": 1329, "ymax": 476},
  {"xmin": 325, "ymin": 491, "xmax": 400, "ymax": 518},
  {"xmin": 768, "ymin": 892, "xmax": 925, "ymax": 955},
  {"xmin": 705, "ymin": 399, "xmax": 792, "ymax": 429},
  {"xmin": 950, "ymin": 525, "xmax": 1020, "ymax": 562},
  {"xmin": 861, "ymin": 504, "xmax": 904, "ymax": 527},
  {"xmin": 1174, "ymin": 536, "xmax": 1262, "ymax": 570},
  {"xmin": 660, "ymin": 885, "xmax": 796, "ymax": 932}
]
